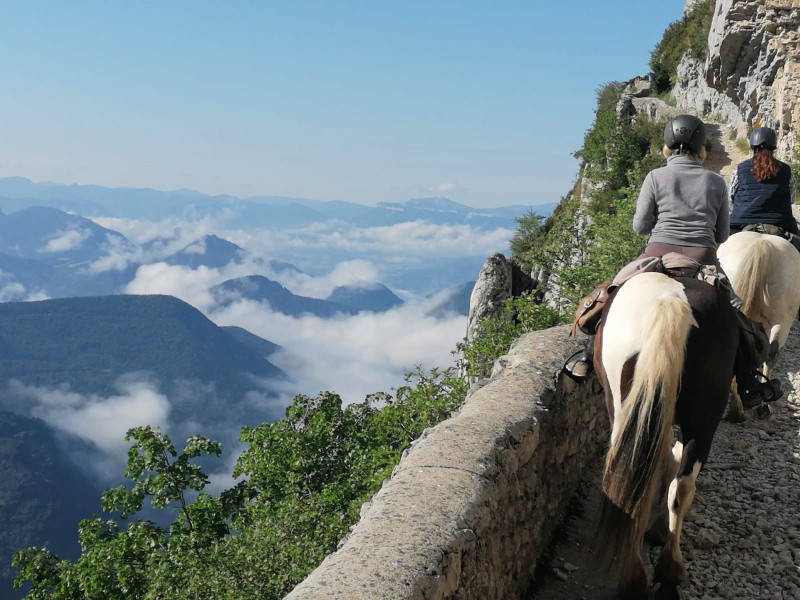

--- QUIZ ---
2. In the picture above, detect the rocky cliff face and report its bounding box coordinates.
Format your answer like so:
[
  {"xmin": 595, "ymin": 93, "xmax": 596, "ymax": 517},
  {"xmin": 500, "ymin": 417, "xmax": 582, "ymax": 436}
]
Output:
[{"xmin": 675, "ymin": 0, "xmax": 800, "ymax": 158}]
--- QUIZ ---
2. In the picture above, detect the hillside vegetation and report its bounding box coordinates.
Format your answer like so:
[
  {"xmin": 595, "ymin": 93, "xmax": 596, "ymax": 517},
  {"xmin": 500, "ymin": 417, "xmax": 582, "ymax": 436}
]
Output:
[{"xmin": 0, "ymin": 412, "xmax": 102, "ymax": 599}]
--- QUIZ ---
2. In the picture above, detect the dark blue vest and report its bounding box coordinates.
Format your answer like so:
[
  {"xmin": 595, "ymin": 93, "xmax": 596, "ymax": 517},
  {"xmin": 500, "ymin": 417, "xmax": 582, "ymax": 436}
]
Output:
[{"xmin": 730, "ymin": 158, "xmax": 795, "ymax": 231}]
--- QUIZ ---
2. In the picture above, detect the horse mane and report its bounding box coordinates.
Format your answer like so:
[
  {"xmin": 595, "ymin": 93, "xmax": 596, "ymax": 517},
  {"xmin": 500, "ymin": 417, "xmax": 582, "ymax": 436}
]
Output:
[{"xmin": 733, "ymin": 237, "xmax": 774, "ymax": 318}]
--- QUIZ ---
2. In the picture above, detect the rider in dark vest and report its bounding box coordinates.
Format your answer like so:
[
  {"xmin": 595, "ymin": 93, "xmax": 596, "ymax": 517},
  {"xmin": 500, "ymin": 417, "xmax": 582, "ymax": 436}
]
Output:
[{"xmin": 729, "ymin": 127, "xmax": 799, "ymax": 235}]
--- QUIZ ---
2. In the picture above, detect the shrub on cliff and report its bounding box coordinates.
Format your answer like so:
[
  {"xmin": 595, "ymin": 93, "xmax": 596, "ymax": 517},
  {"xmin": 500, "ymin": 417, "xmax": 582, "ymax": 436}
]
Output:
[
  {"xmin": 649, "ymin": 0, "xmax": 715, "ymax": 94},
  {"xmin": 457, "ymin": 294, "xmax": 563, "ymax": 379}
]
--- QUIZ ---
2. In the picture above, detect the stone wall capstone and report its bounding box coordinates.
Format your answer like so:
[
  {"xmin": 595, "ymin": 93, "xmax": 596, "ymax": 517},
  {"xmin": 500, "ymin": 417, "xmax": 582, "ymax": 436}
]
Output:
[{"xmin": 285, "ymin": 325, "xmax": 607, "ymax": 600}]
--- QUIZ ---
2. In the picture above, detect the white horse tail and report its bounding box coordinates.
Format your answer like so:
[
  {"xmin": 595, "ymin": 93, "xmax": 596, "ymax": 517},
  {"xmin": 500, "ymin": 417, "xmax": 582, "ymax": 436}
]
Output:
[
  {"xmin": 602, "ymin": 293, "xmax": 694, "ymax": 541},
  {"xmin": 734, "ymin": 236, "xmax": 774, "ymax": 318}
]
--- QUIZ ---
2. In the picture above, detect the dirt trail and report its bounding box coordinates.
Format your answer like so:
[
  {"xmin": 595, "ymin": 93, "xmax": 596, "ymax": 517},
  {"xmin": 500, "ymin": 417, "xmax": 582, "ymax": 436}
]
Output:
[
  {"xmin": 703, "ymin": 122, "xmax": 750, "ymax": 181},
  {"xmin": 527, "ymin": 324, "xmax": 800, "ymax": 600}
]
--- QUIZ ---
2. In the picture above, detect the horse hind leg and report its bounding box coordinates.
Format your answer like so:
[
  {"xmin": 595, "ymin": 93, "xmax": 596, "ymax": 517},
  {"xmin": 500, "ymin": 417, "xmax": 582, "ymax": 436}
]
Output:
[
  {"xmin": 764, "ymin": 322, "xmax": 786, "ymax": 378},
  {"xmin": 646, "ymin": 439, "xmax": 681, "ymax": 546},
  {"xmin": 617, "ymin": 531, "xmax": 650, "ymax": 600},
  {"xmin": 725, "ymin": 379, "xmax": 747, "ymax": 423},
  {"xmin": 618, "ymin": 472, "xmax": 661, "ymax": 600},
  {"xmin": 655, "ymin": 440, "xmax": 701, "ymax": 589}
]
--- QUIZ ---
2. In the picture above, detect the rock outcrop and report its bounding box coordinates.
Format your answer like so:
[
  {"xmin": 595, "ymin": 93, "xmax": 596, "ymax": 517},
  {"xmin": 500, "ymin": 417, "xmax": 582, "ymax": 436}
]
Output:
[{"xmin": 466, "ymin": 253, "xmax": 535, "ymax": 346}]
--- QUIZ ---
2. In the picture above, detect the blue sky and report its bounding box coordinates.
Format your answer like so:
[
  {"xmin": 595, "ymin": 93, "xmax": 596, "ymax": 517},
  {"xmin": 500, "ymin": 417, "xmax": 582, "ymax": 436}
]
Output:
[{"xmin": 0, "ymin": 1, "xmax": 686, "ymax": 208}]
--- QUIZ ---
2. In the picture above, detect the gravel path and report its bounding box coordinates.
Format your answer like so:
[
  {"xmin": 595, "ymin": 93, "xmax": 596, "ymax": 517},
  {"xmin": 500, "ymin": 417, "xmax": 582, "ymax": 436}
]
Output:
[{"xmin": 530, "ymin": 322, "xmax": 800, "ymax": 600}]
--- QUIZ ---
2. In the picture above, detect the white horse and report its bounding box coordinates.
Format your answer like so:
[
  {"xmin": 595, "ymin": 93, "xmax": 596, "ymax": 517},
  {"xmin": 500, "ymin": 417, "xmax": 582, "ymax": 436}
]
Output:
[{"xmin": 718, "ymin": 230, "xmax": 800, "ymax": 421}]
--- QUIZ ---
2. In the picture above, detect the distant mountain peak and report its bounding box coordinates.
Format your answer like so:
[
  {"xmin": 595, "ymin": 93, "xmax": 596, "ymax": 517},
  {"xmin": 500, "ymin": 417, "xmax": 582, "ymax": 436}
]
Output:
[
  {"xmin": 325, "ymin": 282, "xmax": 403, "ymax": 313},
  {"xmin": 166, "ymin": 235, "xmax": 245, "ymax": 268},
  {"xmin": 404, "ymin": 197, "xmax": 471, "ymax": 213}
]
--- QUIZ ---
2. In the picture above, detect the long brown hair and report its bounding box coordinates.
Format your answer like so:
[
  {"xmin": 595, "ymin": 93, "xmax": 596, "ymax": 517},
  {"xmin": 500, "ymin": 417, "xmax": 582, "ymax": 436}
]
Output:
[{"xmin": 752, "ymin": 147, "xmax": 779, "ymax": 181}]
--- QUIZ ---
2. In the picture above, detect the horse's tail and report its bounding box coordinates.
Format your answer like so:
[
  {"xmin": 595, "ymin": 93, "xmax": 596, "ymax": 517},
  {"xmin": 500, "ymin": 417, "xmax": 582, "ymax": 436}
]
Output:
[
  {"xmin": 600, "ymin": 293, "xmax": 695, "ymax": 560},
  {"xmin": 734, "ymin": 237, "xmax": 774, "ymax": 318}
]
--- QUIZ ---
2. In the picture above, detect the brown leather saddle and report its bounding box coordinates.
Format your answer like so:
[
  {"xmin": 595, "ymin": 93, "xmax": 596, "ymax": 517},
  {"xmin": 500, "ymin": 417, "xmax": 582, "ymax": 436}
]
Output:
[
  {"xmin": 569, "ymin": 253, "xmax": 727, "ymax": 337},
  {"xmin": 741, "ymin": 223, "xmax": 800, "ymax": 253}
]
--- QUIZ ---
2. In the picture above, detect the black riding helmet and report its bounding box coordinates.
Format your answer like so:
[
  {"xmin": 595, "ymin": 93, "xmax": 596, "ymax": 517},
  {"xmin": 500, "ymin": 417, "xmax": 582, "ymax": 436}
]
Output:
[
  {"xmin": 663, "ymin": 114, "xmax": 707, "ymax": 153},
  {"xmin": 749, "ymin": 127, "xmax": 778, "ymax": 150}
]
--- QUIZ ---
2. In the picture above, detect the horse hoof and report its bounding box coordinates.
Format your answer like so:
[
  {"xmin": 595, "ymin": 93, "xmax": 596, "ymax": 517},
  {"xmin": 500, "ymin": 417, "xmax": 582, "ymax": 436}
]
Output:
[
  {"xmin": 755, "ymin": 403, "xmax": 772, "ymax": 420},
  {"xmin": 652, "ymin": 582, "xmax": 686, "ymax": 600},
  {"xmin": 644, "ymin": 522, "xmax": 669, "ymax": 546},
  {"xmin": 724, "ymin": 409, "xmax": 746, "ymax": 423}
]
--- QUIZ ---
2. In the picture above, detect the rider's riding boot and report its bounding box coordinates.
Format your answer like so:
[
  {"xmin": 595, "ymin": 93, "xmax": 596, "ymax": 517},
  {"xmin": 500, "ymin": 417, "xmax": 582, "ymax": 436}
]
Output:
[
  {"xmin": 563, "ymin": 336, "xmax": 595, "ymax": 382},
  {"xmin": 734, "ymin": 312, "xmax": 782, "ymax": 407},
  {"xmin": 736, "ymin": 369, "xmax": 783, "ymax": 408}
]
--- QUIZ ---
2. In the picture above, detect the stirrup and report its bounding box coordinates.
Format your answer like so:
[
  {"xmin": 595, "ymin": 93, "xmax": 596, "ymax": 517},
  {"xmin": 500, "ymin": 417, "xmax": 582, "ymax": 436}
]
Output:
[{"xmin": 561, "ymin": 349, "xmax": 591, "ymax": 383}]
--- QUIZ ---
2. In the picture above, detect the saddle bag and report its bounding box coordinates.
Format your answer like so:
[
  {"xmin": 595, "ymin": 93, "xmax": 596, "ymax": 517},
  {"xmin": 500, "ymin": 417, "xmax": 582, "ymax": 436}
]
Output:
[{"xmin": 570, "ymin": 280, "xmax": 611, "ymax": 338}]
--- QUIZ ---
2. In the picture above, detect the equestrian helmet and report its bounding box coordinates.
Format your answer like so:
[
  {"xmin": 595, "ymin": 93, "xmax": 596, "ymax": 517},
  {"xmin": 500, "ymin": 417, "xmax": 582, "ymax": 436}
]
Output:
[
  {"xmin": 749, "ymin": 127, "xmax": 778, "ymax": 150},
  {"xmin": 663, "ymin": 114, "xmax": 707, "ymax": 153}
]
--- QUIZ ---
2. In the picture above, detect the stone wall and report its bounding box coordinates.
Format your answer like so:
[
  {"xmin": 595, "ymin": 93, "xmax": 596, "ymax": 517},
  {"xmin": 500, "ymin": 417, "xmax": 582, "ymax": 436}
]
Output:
[{"xmin": 285, "ymin": 325, "xmax": 608, "ymax": 600}]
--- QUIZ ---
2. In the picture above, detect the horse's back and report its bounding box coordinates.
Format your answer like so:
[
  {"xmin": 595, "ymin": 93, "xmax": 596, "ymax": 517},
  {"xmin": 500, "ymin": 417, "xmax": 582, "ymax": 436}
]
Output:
[
  {"xmin": 719, "ymin": 230, "xmax": 800, "ymax": 285},
  {"xmin": 600, "ymin": 273, "xmax": 694, "ymax": 412},
  {"xmin": 601, "ymin": 272, "xmax": 687, "ymax": 355},
  {"xmin": 599, "ymin": 274, "xmax": 737, "ymax": 412},
  {"xmin": 719, "ymin": 231, "xmax": 800, "ymax": 323}
]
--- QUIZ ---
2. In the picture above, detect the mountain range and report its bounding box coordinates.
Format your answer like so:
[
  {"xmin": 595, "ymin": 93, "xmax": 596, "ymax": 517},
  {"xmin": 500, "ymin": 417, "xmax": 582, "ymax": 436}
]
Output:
[{"xmin": 0, "ymin": 177, "xmax": 556, "ymax": 232}]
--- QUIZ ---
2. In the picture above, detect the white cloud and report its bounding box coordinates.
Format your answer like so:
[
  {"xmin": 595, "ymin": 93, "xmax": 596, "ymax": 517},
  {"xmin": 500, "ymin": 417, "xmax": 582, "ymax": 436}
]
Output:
[
  {"xmin": 238, "ymin": 221, "xmax": 511, "ymax": 259},
  {"xmin": 88, "ymin": 234, "xmax": 145, "ymax": 273},
  {"xmin": 209, "ymin": 297, "xmax": 466, "ymax": 406},
  {"xmin": 124, "ymin": 262, "xmax": 224, "ymax": 311},
  {"xmin": 268, "ymin": 259, "xmax": 380, "ymax": 298},
  {"xmin": 39, "ymin": 228, "xmax": 91, "ymax": 253},
  {"xmin": 91, "ymin": 215, "xmax": 223, "ymax": 260},
  {"xmin": 0, "ymin": 282, "xmax": 44, "ymax": 302},
  {"xmin": 428, "ymin": 182, "xmax": 458, "ymax": 193},
  {"xmin": 8, "ymin": 376, "xmax": 171, "ymax": 478}
]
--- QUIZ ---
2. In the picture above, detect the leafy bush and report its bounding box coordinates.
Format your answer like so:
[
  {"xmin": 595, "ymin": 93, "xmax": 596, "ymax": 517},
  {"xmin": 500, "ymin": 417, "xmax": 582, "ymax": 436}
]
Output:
[
  {"xmin": 14, "ymin": 368, "xmax": 467, "ymax": 600},
  {"xmin": 649, "ymin": 0, "xmax": 715, "ymax": 94},
  {"xmin": 736, "ymin": 137, "xmax": 751, "ymax": 153},
  {"xmin": 457, "ymin": 294, "xmax": 564, "ymax": 379},
  {"xmin": 509, "ymin": 211, "xmax": 548, "ymax": 274}
]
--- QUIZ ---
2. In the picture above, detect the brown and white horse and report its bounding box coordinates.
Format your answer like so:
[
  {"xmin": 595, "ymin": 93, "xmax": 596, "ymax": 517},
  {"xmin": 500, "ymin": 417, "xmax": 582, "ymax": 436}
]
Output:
[
  {"xmin": 718, "ymin": 230, "xmax": 800, "ymax": 421},
  {"xmin": 593, "ymin": 272, "xmax": 737, "ymax": 599}
]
